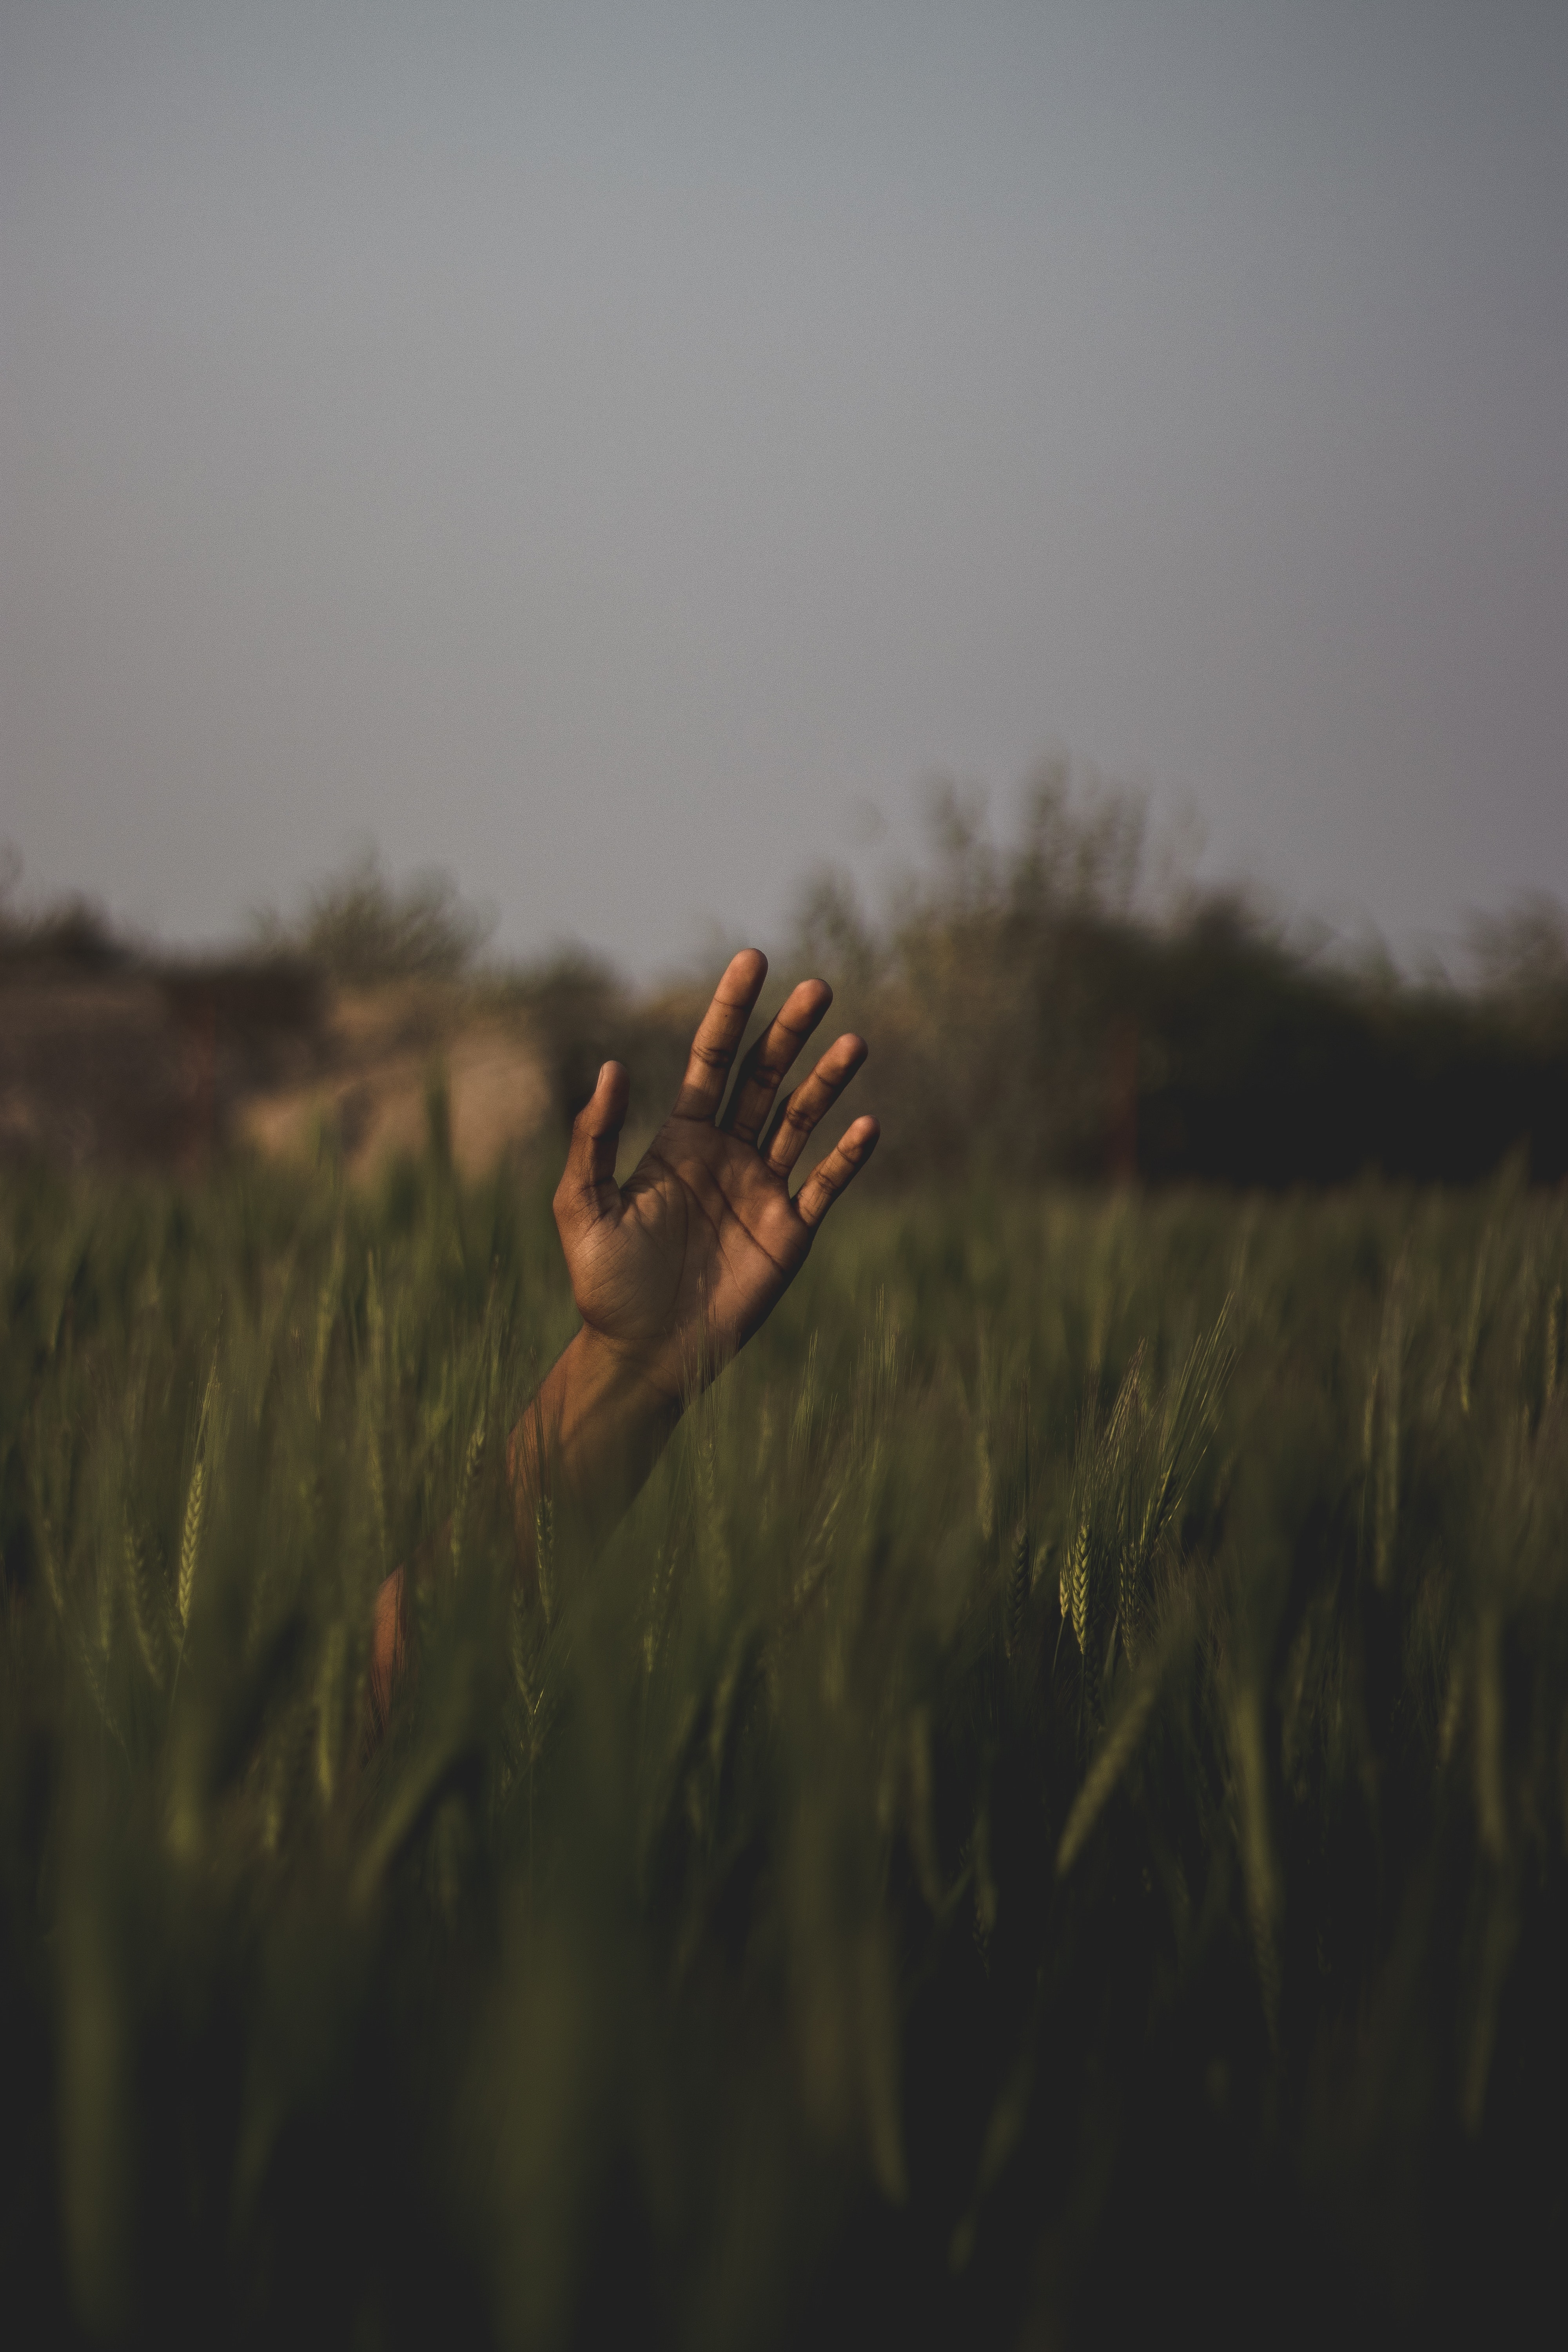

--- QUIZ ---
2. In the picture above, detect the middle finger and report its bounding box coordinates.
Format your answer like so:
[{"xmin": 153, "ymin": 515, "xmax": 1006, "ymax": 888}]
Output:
[{"xmin": 719, "ymin": 978, "xmax": 833, "ymax": 1145}]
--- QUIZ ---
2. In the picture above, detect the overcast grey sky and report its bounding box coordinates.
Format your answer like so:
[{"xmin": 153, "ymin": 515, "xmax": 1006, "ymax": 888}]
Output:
[{"xmin": 3, "ymin": 1, "xmax": 1564, "ymax": 974}]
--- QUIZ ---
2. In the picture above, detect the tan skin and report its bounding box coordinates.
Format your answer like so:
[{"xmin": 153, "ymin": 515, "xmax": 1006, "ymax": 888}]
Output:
[{"xmin": 368, "ymin": 949, "xmax": 878, "ymax": 1722}]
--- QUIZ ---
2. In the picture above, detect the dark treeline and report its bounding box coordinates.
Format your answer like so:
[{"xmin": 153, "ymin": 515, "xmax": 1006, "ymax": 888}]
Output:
[
  {"xmin": 6, "ymin": 795, "xmax": 1568, "ymax": 1187},
  {"xmin": 773, "ymin": 776, "xmax": 1568, "ymax": 1191}
]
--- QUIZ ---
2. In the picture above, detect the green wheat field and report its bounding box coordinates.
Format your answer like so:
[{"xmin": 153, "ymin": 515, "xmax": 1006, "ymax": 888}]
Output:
[{"xmin": 3, "ymin": 1133, "xmax": 1566, "ymax": 2346}]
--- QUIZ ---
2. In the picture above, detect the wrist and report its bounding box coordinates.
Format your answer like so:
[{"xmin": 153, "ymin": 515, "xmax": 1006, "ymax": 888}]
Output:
[
  {"xmin": 567, "ymin": 1319, "xmax": 702, "ymax": 1422},
  {"xmin": 567, "ymin": 1322, "xmax": 686, "ymax": 1416}
]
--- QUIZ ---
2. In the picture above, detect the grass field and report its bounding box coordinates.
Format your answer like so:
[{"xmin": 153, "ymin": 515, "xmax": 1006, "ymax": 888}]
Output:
[{"xmin": 2, "ymin": 1136, "xmax": 1566, "ymax": 2346}]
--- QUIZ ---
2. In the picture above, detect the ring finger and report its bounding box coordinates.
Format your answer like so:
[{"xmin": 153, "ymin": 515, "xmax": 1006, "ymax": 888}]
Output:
[{"xmin": 760, "ymin": 1033, "xmax": 868, "ymax": 1177}]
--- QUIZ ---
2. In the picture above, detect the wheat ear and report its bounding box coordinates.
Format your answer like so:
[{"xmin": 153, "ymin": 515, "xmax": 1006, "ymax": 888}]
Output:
[
  {"xmin": 1068, "ymin": 1523, "xmax": 1091, "ymax": 1656},
  {"xmin": 177, "ymin": 1459, "xmax": 205, "ymax": 1634},
  {"xmin": 1005, "ymin": 1523, "xmax": 1031, "ymax": 1659},
  {"xmin": 178, "ymin": 1359, "xmax": 219, "ymax": 1633}
]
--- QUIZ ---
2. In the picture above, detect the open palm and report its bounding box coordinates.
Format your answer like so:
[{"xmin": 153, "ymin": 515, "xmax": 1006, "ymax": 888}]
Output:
[{"xmin": 553, "ymin": 951, "xmax": 878, "ymax": 1401}]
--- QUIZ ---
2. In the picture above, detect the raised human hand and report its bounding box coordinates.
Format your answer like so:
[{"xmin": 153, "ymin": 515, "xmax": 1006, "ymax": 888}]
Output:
[
  {"xmin": 370, "ymin": 950, "xmax": 873, "ymax": 1725},
  {"xmin": 552, "ymin": 949, "xmax": 878, "ymax": 1402}
]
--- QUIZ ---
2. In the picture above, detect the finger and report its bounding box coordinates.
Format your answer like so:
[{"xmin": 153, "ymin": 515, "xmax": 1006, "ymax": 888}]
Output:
[
  {"xmin": 671, "ymin": 949, "xmax": 769, "ymax": 1122},
  {"xmin": 793, "ymin": 1114, "xmax": 880, "ymax": 1232},
  {"xmin": 553, "ymin": 1060, "xmax": 629, "ymax": 1238},
  {"xmin": 719, "ymin": 977, "xmax": 833, "ymax": 1144},
  {"xmin": 760, "ymin": 1033, "xmax": 868, "ymax": 1176}
]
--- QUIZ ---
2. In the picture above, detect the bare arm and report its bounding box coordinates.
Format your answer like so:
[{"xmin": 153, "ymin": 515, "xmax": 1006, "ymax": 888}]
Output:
[{"xmin": 368, "ymin": 949, "xmax": 877, "ymax": 1722}]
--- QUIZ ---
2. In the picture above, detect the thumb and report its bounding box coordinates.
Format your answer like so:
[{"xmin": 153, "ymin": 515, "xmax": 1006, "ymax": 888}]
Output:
[{"xmin": 555, "ymin": 1061, "xmax": 629, "ymax": 1237}]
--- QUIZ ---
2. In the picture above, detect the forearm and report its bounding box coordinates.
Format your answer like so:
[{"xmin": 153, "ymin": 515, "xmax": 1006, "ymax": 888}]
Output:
[
  {"xmin": 367, "ymin": 1327, "xmax": 682, "ymax": 1726},
  {"xmin": 505, "ymin": 1325, "xmax": 684, "ymax": 1577}
]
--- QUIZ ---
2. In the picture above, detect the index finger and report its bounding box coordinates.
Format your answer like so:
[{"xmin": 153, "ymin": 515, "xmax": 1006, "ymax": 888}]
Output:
[{"xmin": 670, "ymin": 949, "xmax": 769, "ymax": 1122}]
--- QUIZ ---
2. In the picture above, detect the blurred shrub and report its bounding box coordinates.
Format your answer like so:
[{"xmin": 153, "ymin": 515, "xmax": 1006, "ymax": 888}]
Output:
[
  {"xmin": 254, "ymin": 850, "xmax": 494, "ymax": 984},
  {"xmin": 0, "ymin": 844, "xmax": 129, "ymax": 971},
  {"xmin": 786, "ymin": 772, "xmax": 1568, "ymax": 1188}
]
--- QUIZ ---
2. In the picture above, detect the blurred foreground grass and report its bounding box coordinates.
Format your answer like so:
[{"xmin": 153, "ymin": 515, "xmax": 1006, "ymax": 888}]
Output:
[{"xmin": 2, "ymin": 1143, "xmax": 1566, "ymax": 2346}]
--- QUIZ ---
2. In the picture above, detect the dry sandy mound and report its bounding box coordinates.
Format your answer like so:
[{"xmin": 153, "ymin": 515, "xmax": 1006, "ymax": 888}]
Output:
[
  {"xmin": 236, "ymin": 985, "xmax": 552, "ymax": 1179},
  {"xmin": 0, "ymin": 962, "xmax": 552, "ymax": 1179}
]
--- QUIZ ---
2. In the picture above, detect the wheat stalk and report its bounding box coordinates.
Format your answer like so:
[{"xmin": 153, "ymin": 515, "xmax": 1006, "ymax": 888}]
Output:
[
  {"xmin": 971, "ymin": 1804, "xmax": 998, "ymax": 1942},
  {"xmin": 904, "ymin": 1706, "xmax": 944, "ymax": 1910},
  {"xmin": 974, "ymin": 1421, "xmax": 995, "ymax": 1544},
  {"xmin": 309, "ymin": 1224, "xmax": 345, "ymax": 1419},
  {"xmin": 696, "ymin": 1403, "xmax": 733, "ymax": 1609},
  {"xmin": 96, "ymin": 1539, "xmax": 114, "ymax": 1659},
  {"xmin": 124, "ymin": 1515, "xmax": 164, "ymax": 1688},
  {"xmin": 642, "ymin": 1539, "xmax": 671, "ymax": 1679},
  {"xmin": 1474, "ymin": 1607, "xmax": 1506, "ymax": 1861},
  {"xmin": 1459, "ymin": 1230, "xmax": 1490, "ymax": 1416},
  {"xmin": 1005, "ymin": 1373, "xmax": 1032, "ymax": 1658},
  {"xmin": 1056, "ymin": 1662, "xmax": 1162, "ymax": 1876},
  {"xmin": 1374, "ymin": 1270, "xmax": 1404, "ymax": 1591},
  {"xmin": 451, "ymin": 1420, "xmax": 485, "ymax": 1573},
  {"xmin": 533, "ymin": 1489, "xmax": 555, "ymax": 1626},
  {"xmin": 1436, "ymin": 1640, "xmax": 1467, "ymax": 1768},
  {"xmin": 366, "ymin": 1422, "xmax": 388, "ymax": 1578},
  {"xmin": 76, "ymin": 1616, "xmax": 122, "ymax": 1744},
  {"xmin": 1229, "ymin": 1678, "xmax": 1281, "ymax": 2046},
  {"xmin": 511, "ymin": 1575, "xmax": 539, "ymax": 1711},
  {"xmin": 789, "ymin": 1330, "xmax": 819, "ymax": 1472},
  {"xmin": 1546, "ymin": 1283, "xmax": 1563, "ymax": 1407},
  {"xmin": 316, "ymin": 1622, "xmax": 347, "ymax": 1803},
  {"xmin": 35, "ymin": 1507, "xmax": 63, "ymax": 1616}
]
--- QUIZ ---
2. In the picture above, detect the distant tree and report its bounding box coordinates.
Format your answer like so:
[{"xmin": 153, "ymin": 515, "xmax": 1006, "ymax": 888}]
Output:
[
  {"xmin": 255, "ymin": 850, "xmax": 493, "ymax": 982},
  {"xmin": 0, "ymin": 843, "xmax": 128, "ymax": 968},
  {"xmin": 1469, "ymin": 895, "xmax": 1568, "ymax": 1049}
]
